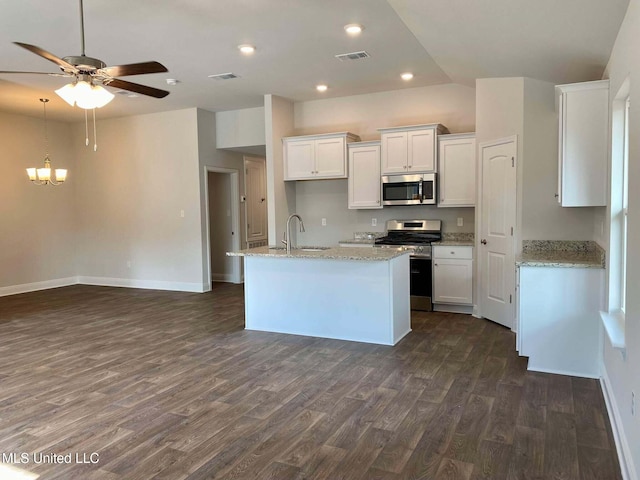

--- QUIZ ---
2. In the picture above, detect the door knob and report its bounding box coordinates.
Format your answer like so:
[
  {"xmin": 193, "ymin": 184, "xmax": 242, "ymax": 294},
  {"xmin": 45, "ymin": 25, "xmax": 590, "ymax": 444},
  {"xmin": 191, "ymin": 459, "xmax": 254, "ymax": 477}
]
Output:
[{"xmin": 481, "ymin": 239, "xmax": 487, "ymax": 245}]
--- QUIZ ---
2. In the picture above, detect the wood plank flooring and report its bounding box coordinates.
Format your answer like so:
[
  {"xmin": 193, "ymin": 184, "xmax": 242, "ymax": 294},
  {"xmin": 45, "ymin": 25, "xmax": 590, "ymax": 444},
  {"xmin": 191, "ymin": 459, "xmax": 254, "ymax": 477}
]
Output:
[{"xmin": 0, "ymin": 284, "xmax": 622, "ymax": 479}]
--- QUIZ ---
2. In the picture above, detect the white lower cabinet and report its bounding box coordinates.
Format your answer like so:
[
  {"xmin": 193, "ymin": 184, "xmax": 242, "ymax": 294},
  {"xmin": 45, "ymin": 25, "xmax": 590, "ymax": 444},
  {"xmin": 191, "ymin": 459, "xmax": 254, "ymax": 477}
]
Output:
[
  {"xmin": 518, "ymin": 266, "xmax": 603, "ymax": 377},
  {"xmin": 432, "ymin": 246, "xmax": 473, "ymax": 306},
  {"xmin": 348, "ymin": 141, "xmax": 382, "ymax": 209}
]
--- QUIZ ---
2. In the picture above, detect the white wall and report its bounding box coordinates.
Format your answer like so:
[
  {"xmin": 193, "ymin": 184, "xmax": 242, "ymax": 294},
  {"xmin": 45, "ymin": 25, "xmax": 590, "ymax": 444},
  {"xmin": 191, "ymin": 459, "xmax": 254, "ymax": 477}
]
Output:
[
  {"xmin": 0, "ymin": 111, "xmax": 78, "ymax": 293},
  {"xmin": 216, "ymin": 106, "xmax": 265, "ymax": 149},
  {"xmin": 601, "ymin": 0, "xmax": 640, "ymax": 477}
]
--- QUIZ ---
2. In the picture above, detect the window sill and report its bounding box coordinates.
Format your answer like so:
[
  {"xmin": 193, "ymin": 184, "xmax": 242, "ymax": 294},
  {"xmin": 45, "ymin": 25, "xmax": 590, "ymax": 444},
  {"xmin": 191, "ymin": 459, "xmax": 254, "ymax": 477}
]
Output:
[{"xmin": 599, "ymin": 310, "xmax": 626, "ymax": 350}]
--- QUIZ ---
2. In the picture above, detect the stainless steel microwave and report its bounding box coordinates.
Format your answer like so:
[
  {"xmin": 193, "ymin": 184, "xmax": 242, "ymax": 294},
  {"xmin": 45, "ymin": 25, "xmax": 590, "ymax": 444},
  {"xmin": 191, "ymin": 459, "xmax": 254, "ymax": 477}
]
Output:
[{"xmin": 381, "ymin": 173, "xmax": 436, "ymax": 206}]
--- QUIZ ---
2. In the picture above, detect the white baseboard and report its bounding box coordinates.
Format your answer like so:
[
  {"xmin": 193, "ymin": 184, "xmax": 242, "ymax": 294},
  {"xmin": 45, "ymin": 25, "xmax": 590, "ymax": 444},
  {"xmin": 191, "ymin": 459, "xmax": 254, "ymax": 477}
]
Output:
[
  {"xmin": 0, "ymin": 277, "xmax": 78, "ymax": 297},
  {"xmin": 525, "ymin": 364, "xmax": 599, "ymax": 379},
  {"xmin": 601, "ymin": 368, "xmax": 637, "ymax": 480},
  {"xmin": 77, "ymin": 276, "xmax": 207, "ymax": 293},
  {"xmin": 211, "ymin": 273, "xmax": 236, "ymax": 283},
  {"xmin": 433, "ymin": 304, "xmax": 473, "ymax": 314}
]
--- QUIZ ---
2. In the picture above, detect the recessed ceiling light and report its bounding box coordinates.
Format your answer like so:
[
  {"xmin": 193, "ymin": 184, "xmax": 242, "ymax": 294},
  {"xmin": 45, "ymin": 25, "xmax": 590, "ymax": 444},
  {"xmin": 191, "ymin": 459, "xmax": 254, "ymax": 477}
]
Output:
[
  {"xmin": 344, "ymin": 24, "xmax": 364, "ymax": 35},
  {"xmin": 238, "ymin": 44, "xmax": 256, "ymax": 54},
  {"xmin": 316, "ymin": 84, "xmax": 328, "ymax": 92},
  {"xmin": 401, "ymin": 72, "xmax": 414, "ymax": 81}
]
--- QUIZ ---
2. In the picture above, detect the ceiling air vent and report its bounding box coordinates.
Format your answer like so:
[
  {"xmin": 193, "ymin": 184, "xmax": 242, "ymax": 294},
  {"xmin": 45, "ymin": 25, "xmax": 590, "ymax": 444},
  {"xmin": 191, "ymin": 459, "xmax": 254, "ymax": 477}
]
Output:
[
  {"xmin": 208, "ymin": 72, "xmax": 240, "ymax": 80},
  {"xmin": 335, "ymin": 51, "xmax": 370, "ymax": 62}
]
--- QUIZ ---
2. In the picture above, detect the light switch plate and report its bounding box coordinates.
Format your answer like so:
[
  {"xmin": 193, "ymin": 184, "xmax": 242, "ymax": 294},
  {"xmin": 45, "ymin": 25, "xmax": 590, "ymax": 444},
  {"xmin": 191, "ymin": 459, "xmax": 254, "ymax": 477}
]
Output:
[{"xmin": 321, "ymin": 218, "xmax": 327, "ymax": 226}]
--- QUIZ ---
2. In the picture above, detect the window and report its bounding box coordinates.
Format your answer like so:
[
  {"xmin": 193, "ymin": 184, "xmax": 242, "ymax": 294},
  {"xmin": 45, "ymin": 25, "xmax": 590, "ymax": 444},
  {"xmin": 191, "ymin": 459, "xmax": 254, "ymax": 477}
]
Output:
[
  {"xmin": 621, "ymin": 96, "xmax": 629, "ymax": 312},
  {"xmin": 601, "ymin": 79, "xmax": 630, "ymax": 350}
]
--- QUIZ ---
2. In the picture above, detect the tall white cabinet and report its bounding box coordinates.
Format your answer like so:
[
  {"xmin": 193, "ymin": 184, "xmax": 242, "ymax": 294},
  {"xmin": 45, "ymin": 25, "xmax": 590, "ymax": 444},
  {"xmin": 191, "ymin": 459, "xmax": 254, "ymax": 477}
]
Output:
[
  {"xmin": 556, "ymin": 80, "xmax": 609, "ymax": 207},
  {"xmin": 379, "ymin": 124, "xmax": 448, "ymax": 174},
  {"xmin": 348, "ymin": 141, "xmax": 382, "ymax": 209},
  {"xmin": 438, "ymin": 133, "xmax": 476, "ymax": 207}
]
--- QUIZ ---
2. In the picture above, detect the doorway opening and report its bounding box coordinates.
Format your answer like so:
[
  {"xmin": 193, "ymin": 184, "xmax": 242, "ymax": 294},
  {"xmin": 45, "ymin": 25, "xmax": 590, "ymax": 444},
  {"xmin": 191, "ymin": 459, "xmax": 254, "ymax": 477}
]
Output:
[{"xmin": 205, "ymin": 167, "xmax": 241, "ymax": 288}]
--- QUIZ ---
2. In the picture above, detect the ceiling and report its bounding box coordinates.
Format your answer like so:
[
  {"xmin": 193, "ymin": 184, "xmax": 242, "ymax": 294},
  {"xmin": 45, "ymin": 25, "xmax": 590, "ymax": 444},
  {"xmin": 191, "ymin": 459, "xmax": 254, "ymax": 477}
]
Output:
[{"xmin": 0, "ymin": 0, "xmax": 629, "ymax": 123}]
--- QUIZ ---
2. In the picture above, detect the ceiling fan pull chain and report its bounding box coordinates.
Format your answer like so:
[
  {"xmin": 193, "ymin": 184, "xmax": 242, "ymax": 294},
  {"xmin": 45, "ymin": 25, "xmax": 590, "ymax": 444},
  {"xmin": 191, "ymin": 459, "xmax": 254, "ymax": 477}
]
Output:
[
  {"xmin": 84, "ymin": 109, "xmax": 89, "ymax": 146},
  {"xmin": 93, "ymin": 108, "xmax": 97, "ymax": 151}
]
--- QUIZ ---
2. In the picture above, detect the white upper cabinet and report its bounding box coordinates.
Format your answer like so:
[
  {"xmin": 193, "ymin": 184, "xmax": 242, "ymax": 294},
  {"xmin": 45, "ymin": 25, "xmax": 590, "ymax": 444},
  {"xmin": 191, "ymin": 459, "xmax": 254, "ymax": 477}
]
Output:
[
  {"xmin": 379, "ymin": 124, "xmax": 448, "ymax": 175},
  {"xmin": 556, "ymin": 80, "xmax": 608, "ymax": 207},
  {"xmin": 348, "ymin": 141, "xmax": 382, "ymax": 209},
  {"xmin": 438, "ymin": 133, "xmax": 476, "ymax": 207},
  {"xmin": 283, "ymin": 132, "xmax": 360, "ymax": 180}
]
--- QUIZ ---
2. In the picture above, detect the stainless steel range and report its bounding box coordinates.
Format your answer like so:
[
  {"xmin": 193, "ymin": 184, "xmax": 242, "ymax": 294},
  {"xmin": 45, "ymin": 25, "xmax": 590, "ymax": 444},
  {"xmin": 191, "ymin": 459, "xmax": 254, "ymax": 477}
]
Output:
[{"xmin": 375, "ymin": 219, "xmax": 442, "ymax": 311}]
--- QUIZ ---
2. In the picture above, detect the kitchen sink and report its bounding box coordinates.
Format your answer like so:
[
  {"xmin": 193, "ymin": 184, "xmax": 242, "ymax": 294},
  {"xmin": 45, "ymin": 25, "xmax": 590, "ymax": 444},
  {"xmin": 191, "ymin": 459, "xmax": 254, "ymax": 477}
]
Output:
[{"xmin": 299, "ymin": 247, "xmax": 330, "ymax": 252}]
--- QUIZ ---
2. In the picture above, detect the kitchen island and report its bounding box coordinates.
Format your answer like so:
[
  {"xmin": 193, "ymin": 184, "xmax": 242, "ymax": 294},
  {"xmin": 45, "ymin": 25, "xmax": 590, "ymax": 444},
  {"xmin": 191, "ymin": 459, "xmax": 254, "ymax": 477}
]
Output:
[{"xmin": 227, "ymin": 246, "xmax": 410, "ymax": 345}]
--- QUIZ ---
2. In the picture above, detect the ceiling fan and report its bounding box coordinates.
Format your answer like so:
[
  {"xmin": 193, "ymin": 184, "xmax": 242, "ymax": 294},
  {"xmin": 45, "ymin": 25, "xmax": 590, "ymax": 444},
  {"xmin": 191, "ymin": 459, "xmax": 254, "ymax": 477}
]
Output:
[{"xmin": 0, "ymin": 0, "xmax": 170, "ymax": 105}]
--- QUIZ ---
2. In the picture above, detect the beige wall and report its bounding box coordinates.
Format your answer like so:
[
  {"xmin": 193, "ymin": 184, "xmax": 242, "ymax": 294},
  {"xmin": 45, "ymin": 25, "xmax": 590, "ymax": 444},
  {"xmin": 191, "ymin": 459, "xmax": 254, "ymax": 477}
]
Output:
[
  {"xmin": 0, "ymin": 111, "xmax": 78, "ymax": 292},
  {"xmin": 294, "ymin": 84, "xmax": 476, "ymax": 139},
  {"xmin": 290, "ymin": 84, "xmax": 477, "ymax": 243},
  {"xmin": 72, "ymin": 108, "xmax": 205, "ymax": 290},
  {"xmin": 265, "ymin": 95, "xmax": 295, "ymax": 243},
  {"xmin": 476, "ymin": 77, "xmax": 599, "ymax": 245}
]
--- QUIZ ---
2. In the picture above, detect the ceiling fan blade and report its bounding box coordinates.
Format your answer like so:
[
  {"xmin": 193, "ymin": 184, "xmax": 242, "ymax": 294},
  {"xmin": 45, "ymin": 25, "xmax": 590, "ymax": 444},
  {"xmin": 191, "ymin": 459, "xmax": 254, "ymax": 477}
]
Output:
[
  {"xmin": 0, "ymin": 70, "xmax": 70, "ymax": 77},
  {"xmin": 13, "ymin": 42, "xmax": 76, "ymax": 71},
  {"xmin": 106, "ymin": 78, "xmax": 170, "ymax": 98},
  {"xmin": 101, "ymin": 61, "xmax": 168, "ymax": 78}
]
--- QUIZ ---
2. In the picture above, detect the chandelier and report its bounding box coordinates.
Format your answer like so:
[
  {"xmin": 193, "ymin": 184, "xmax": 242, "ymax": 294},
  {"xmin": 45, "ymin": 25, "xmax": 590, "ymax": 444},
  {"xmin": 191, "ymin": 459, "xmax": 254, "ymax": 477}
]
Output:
[
  {"xmin": 26, "ymin": 99, "xmax": 68, "ymax": 186},
  {"xmin": 55, "ymin": 74, "xmax": 114, "ymax": 109}
]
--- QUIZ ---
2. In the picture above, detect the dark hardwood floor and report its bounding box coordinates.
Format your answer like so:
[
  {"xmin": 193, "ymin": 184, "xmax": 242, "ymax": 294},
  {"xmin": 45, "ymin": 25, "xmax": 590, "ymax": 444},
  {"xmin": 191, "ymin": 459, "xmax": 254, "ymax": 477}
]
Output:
[{"xmin": 0, "ymin": 284, "xmax": 621, "ymax": 479}]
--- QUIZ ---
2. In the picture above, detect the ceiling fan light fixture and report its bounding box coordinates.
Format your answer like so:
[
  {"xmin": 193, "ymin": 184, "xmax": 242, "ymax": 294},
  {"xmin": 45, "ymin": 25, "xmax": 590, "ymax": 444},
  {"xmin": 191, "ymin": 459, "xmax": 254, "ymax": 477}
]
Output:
[{"xmin": 55, "ymin": 79, "xmax": 115, "ymax": 109}]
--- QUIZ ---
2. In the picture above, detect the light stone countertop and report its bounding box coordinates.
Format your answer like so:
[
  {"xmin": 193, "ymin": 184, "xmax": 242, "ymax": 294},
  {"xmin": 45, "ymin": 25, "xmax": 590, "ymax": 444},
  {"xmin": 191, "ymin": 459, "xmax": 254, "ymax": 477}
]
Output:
[
  {"xmin": 432, "ymin": 240, "xmax": 475, "ymax": 247},
  {"xmin": 516, "ymin": 240, "xmax": 605, "ymax": 268},
  {"xmin": 227, "ymin": 245, "xmax": 409, "ymax": 261},
  {"xmin": 433, "ymin": 232, "xmax": 474, "ymax": 247}
]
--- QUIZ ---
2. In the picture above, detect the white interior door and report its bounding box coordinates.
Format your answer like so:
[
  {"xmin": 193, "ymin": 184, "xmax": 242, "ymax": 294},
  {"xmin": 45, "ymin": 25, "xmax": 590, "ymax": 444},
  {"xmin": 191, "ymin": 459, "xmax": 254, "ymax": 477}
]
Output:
[
  {"xmin": 479, "ymin": 137, "xmax": 517, "ymax": 328},
  {"xmin": 244, "ymin": 157, "xmax": 267, "ymax": 246}
]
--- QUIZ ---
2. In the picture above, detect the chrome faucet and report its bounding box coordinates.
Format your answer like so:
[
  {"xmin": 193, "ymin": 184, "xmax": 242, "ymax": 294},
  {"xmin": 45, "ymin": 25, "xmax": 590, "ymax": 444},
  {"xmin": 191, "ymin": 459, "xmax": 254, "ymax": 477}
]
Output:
[{"xmin": 282, "ymin": 214, "xmax": 305, "ymax": 254}]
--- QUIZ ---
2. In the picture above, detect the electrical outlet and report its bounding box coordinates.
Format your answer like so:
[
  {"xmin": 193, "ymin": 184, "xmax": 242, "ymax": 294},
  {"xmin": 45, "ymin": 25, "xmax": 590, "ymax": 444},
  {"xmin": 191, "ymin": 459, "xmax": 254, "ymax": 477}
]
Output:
[
  {"xmin": 457, "ymin": 217, "xmax": 463, "ymax": 227},
  {"xmin": 372, "ymin": 218, "xmax": 377, "ymax": 227},
  {"xmin": 180, "ymin": 209, "xmax": 185, "ymax": 218},
  {"xmin": 321, "ymin": 218, "xmax": 327, "ymax": 226}
]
